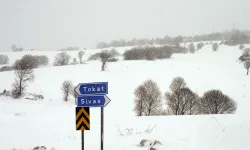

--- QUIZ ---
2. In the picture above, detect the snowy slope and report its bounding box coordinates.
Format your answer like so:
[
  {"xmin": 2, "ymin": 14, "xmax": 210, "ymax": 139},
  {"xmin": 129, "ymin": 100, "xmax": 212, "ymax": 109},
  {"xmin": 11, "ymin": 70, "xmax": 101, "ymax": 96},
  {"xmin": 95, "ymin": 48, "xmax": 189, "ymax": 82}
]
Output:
[{"xmin": 1, "ymin": 44, "xmax": 250, "ymax": 150}]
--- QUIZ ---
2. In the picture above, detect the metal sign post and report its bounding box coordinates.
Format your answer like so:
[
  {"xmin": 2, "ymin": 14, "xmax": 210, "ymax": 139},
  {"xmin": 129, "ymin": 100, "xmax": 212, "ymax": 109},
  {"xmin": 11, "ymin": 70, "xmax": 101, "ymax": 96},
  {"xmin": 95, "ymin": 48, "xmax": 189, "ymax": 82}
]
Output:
[{"xmin": 74, "ymin": 82, "xmax": 111, "ymax": 150}]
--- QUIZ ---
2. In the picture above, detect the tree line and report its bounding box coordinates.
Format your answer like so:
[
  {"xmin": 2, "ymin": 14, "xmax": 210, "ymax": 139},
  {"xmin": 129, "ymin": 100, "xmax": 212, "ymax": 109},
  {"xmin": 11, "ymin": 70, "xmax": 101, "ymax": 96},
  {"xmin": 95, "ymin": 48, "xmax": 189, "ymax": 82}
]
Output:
[
  {"xmin": 134, "ymin": 77, "xmax": 237, "ymax": 116},
  {"xmin": 96, "ymin": 29, "xmax": 250, "ymax": 48}
]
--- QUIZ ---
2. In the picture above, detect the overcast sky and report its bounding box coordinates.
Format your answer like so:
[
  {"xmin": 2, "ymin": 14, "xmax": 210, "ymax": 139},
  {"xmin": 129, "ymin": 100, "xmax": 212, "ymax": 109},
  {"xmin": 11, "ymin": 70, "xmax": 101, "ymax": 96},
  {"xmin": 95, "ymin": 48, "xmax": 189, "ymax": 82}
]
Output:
[{"xmin": 0, "ymin": 0, "xmax": 249, "ymax": 51}]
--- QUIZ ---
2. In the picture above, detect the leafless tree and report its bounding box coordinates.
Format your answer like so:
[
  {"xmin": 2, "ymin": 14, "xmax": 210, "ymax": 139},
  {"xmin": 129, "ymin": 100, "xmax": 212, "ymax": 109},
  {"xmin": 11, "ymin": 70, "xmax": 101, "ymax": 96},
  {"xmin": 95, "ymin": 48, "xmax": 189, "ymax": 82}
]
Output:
[
  {"xmin": 61, "ymin": 80, "xmax": 73, "ymax": 101},
  {"xmin": 244, "ymin": 61, "xmax": 250, "ymax": 75},
  {"xmin": 100, "ymin": 51, "xmax": 111, "ymax": 71},
  {"xmin": 165, "ymin": 87, "xmax": 199, "ymax": 115},
  {"xmin": 53, "ymin": 52, "xmax": 71, "ymax": 66},
  {"xmin": 169, "ymin": 76, "xmax": 186, "ymax": 93},
  {"xmin": 199, "ymin": 90, "xmax": 237, "ymax": 114},
  {"xmin": 11, "ymin": 60, "xmax": 35, "ymax": 98},
  {"xmin": 78, "ymin": 51, "xmax": 84, "ymax": 63},
  {"xmin": 133, "ymin": 79, "xmax": 162, "ymax": 116}
]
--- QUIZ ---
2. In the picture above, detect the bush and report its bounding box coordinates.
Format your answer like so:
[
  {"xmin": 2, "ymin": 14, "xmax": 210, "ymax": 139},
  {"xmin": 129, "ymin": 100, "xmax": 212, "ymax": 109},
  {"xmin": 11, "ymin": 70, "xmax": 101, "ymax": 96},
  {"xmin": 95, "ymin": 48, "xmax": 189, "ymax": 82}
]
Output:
[
  {"xmin": 196, "ymin": 42, "xmax": 204, "ymax": 50},
  {"xmin": 199, "ymin": 90, "xmax": 237, "ymax": 114},
  {"xmin": 123, "ymin": 46, "xmax": 175, "ymax": 60},
  {"xmin": 133, "ymin": 79, "xmax": 163, "ymax": 116},
  {"xmin": 71, "ymin": 58, "xmax": 79, "ymax": 65},
  {"xmin": 108, "ymin": 57, "xmax": 119, "ymax": 62},
  {"xmin": 188, "ymin": 43, "xmax": 195, "ymax": 53},
  {"xmin": 0, "ymin": 66, "xmax": 13, "ymax": 72},
  {"xmin": 61, "ymin": 80, "xmax": 73, "ymax": 101},
  {"xmin": 212, "ymin": 43, "xmax": 219, "ymax": 51},
  {"xmin": 242, "ymin": 48, "xmax": 250, "ymax": 56},
  {"xmin": 53, "ymin": 52, "xmax": 71, "ymax": 66},
  {"xmin": 34, "ymin": 55, "xmax": 49, "ymax": 66},
  {"xmin": 0, "ymin": 54, "xmax": 9, "ymax": 64},
  {"xmin": 239, "ymin": 44, "xmax": 245, "ymax": 50}
]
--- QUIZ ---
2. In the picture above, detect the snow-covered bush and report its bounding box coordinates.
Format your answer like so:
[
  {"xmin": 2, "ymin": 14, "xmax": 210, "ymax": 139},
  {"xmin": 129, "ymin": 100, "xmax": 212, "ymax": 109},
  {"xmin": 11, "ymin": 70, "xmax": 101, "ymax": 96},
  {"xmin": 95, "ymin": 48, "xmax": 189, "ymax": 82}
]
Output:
[
  {"xmin": 196, "ymin": 42, "xmax": 204, "ymax": 50},
  {"xmin": 188, "ymin": 43, "xmax": 195, "ymax": 53},
  {"xmin": 0, "ymin": 66, "xmax": 13, "ymax": 72},
  {"xmin": 53, "ymin": 52, "xmax": 71, "ymax": 66},
  {"xmin": 123, "ymin": 46, "xmax": 174, "ymax": 60},
  {"xmin": 0, "ymin": 54, "xmax": 9, "ymax": 64},
  {"xmin": 212, "ymin": 43, "xmax": 219, "ymax": 51}
]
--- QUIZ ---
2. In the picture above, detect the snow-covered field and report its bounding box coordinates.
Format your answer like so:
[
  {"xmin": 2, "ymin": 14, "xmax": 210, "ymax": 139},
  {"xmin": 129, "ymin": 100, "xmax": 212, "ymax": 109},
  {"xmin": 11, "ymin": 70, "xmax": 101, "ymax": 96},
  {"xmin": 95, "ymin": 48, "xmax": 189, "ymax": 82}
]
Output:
[{"xmin": 1, "ymin": 44, "xmax": 250, "ymax": 150}]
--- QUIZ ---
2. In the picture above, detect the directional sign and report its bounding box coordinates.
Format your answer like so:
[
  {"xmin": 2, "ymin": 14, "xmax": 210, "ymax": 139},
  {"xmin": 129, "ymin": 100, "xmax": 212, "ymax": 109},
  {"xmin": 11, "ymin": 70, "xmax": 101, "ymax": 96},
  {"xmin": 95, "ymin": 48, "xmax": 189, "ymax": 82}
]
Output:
[
  {"xmin": 77, "ymin": 95, "xmax": 111, "ymax": 107},
  {"xmin": 76, "ymin": 107, "xmax": 90, "ymax": 130},
  {"xmin": 75, "ymin": 82, "xmax": 108, "ymax": 95}
]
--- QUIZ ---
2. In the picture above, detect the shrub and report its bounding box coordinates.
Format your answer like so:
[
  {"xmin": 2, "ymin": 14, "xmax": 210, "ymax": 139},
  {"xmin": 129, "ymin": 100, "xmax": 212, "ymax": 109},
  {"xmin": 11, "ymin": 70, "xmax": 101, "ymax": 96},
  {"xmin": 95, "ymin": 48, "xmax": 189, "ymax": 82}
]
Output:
[
  {"xmin": 123, "ymin": 46, "xmax": 174, "ymax": 60},
  {"xmin": 188, "ymin": 43, "xmax": 195, "ymax": 53},
  {"xmin": 71, "ymin": 58, "xmax": 79, "ymax": 65},
  {"xmin": 53, "ymin": 52, "xmax": 71, "ymax": 66},
  {"xmin": 242, "ymin": 48, "xmax": 250, "ymax": 56},
  {"xmin": 61, "ymin": 80, "xmax": 73, "ymax": 101},
  {"xmin": 0, "ymin": 66, "xmax": 13, "ymax": 72},
  {"xmin": 199, "ymin": 90, "xmax": 237, "ymax": 114},
  {"xmin": 196, "ymin": 42, "xmax": 204, "ymax": 50},
  {"xmin": 239, "ymin": 44, "xmax": 245, "ymax": 50},
  {"xmin": 108, "ymin": 57, "xmax": 119, "ymax": 62},
  {"xmin": 34, "ymin": 55, "xmax": 49, "ymax": 66},
  {"xmin": 212, "ymin": 43, "xmax": 219, "ymax": 51},
  {"xmin": 133, "ymin": 79, "xmax": 162, "ymax": 116},
  {"xmin": 0, "ymin": 54, "xmax": 9, "ymax": 64},
  {"xmin": 244, "ymin": 61, "xmax": 250, "ymax": 75}
]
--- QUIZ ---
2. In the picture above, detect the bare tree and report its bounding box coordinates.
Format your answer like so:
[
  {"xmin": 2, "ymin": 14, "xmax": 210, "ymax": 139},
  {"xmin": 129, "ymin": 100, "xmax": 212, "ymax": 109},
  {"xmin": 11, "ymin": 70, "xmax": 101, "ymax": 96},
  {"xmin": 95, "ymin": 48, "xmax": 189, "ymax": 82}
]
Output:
[
  {"xmin": 199, "ymin": 90, "xmax": 237, "ymax": 114},
  {"xmin": 78, "ymin": 51, "xmax": 84, "ymax": 63},
  {"xmin": 133, "ymin": 79, "xmax": 162, "ymax": 116},
  {"xmin": 61, "ymin": 80, "xmax": 73, "ymax": 101},
  {"xmin": 165, "ymin": 87, "xmax": 199, "ymax": 115},
  {"xmin": 53, "ymin": 52, "xmax": 71, "ymax": 66},
  {"xmin": 169, "ymin": 77, "xmax": 186, "ymax": 92},
  {"xmin": 212, "ymin": 43, "xmax": 219, "ymax": 51},
  {"xmin": 11, "ymin": 60, "xmax": 35, "ymax": 98},
  {"xmin": 244, "ymin": 61, "xmax": 250, "ymax": 75},
  {"xmin": 100, "ymin": 51, "xmax": 111, "ymax": 71}
]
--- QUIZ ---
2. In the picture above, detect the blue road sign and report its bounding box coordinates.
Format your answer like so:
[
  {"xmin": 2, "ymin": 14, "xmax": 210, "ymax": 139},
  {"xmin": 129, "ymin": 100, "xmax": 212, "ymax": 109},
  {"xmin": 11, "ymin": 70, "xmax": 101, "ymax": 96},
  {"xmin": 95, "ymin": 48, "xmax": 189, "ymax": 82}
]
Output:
[
  {"xmin": 75, "ymin": 82, "xmax": 108, "ymax": 95},
  {"xmin": 77, "ymin": 95, "xmax": 111, "ymax": 107}
]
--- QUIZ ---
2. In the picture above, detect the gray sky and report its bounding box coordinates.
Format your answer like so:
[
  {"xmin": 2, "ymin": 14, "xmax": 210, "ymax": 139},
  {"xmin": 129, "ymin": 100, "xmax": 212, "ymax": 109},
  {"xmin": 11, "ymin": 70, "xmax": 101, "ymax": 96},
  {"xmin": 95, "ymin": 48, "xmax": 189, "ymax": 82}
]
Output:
[{"xmin": 0, "ymin": 0, "xmax": 249, "ymax": 51}]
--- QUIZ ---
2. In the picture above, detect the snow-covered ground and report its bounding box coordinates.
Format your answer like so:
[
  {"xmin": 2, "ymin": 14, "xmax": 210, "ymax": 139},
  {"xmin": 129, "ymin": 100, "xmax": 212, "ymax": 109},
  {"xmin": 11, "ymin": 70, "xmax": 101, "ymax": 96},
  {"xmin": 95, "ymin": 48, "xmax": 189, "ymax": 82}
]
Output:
[{"xmin": 1, "ymin": 44, "xmax": 250, "ymax": 150}]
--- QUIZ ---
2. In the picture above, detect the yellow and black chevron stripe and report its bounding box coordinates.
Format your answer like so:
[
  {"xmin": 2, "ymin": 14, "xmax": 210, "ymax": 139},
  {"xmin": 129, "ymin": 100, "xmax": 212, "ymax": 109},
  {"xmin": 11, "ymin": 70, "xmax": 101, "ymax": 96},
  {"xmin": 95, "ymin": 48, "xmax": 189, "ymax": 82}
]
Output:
[{"xmin": 76, "ymin": 107, "xmax": 90, "ymax": 130}]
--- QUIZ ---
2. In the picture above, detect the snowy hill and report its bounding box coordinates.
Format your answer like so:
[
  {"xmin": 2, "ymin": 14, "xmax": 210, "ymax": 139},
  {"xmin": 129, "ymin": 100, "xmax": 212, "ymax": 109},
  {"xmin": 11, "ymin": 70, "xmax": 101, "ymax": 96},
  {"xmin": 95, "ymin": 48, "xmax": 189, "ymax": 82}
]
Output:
[{"xmin": 1, "ymin": 44, "xmax": 250, "ymax": 150}]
